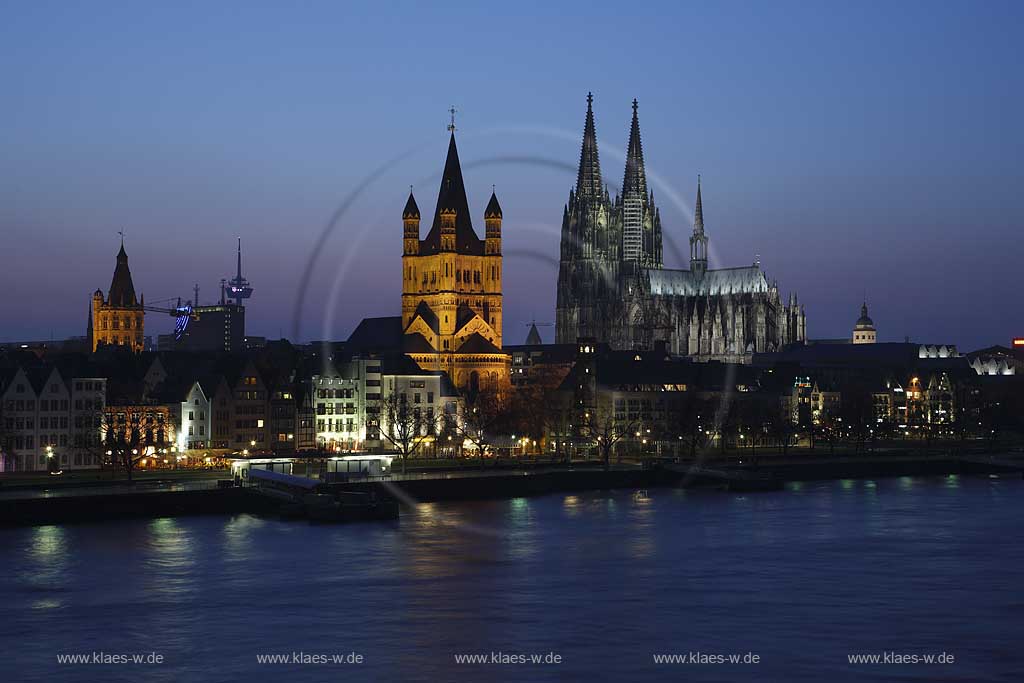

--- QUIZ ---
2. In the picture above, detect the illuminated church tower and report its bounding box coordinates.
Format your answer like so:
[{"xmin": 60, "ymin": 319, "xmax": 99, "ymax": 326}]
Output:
[
  {"xmin": 90, "ymin": 238, "xmax": 145, "ymax": 352},
  {"xmin": 401, "ymin": 114, "xmax": 510, "ymax": 395}
]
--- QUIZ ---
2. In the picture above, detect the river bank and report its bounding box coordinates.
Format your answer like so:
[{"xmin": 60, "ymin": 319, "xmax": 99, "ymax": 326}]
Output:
[{"xmin": 1, "ymin": 451, "xmax": 1021, "ymax": 527}]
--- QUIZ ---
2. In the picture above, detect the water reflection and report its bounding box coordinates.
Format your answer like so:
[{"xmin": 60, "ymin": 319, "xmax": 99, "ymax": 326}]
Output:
[
  {"xmin": 2, "ymin": 477, "xmax": 1022, "ymax": 683},
  {"xmin": 24, "ymin": 525, "xmax": 68, "ymax": 610},
  {"xmin": 222, "ymin": 513, "xmax": 266, "ymax": 564},
  {"xmin": 627, "ymin": 493, "xmax": 655, "ymax": 560},
  {"xmin": 145, "ymin": 517, "xmax": 196, "ymax": 601}
]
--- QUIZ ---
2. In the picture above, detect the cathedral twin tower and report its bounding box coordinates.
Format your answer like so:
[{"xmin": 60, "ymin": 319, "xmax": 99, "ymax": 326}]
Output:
[
  {"xmin": 556, "ymin": 94, "xmax": 806, "ymax": 360},
  {"xmin": 398, "ymin": 94, "xmax": 805, "ymax": 389}
]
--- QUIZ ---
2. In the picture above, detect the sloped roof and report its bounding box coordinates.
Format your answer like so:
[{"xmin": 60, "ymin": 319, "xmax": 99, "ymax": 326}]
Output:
[
  {"xmin": 402, "ymin": 333, "xmax": 436, "ymax": 355},
  {"xmin": 346, "ymin": 316, "xmax": 403, "ymax": 354},
  {"xmin": 648, "ymin": 266, "xmax": 769, "ymax": 297},
  {"xmin": 754, "ymin": 342, "xmax": 972, "ymax": 375},
  {"xmin": 411, "ymin": 301, "xmax": 440, "ymax": 334},
  {"xmin": 403, "ymin": 192, "xmax": 420, "ymax": 219},
  {"xmin": 455, "ymin": 303, "xmax": 479, "ymax": 330},
  {"xmin": 108, "ymin": 244, "xmax": 139, "ymax": 308},
  {"xmin": 484, "ymin": 191, "xmax": 502, "ymax": 219},
  {"xmin": 419, "ymin": 133, "xmax": 485, "ymax": 256},
  {"xmin": 457, "ymin": 333, "xmax": 502, "ymax": 355}
]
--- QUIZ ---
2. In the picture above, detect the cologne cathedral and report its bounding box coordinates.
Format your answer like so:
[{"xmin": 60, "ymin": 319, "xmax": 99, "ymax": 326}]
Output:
[{"xmin": 555, "ymin": 94, "xmax": 806, "ymax": 361}]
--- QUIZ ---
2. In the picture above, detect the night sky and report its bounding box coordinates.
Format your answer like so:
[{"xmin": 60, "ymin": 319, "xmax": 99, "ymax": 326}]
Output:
[{"xmin": 2, "ymin": 1, "xmax": 1021, "ymax": 350}]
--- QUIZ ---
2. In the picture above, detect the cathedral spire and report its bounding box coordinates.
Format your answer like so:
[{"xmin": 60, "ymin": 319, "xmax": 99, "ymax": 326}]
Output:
[
  {"xmin": 694, "ymin": 174, "xmax": 704, "ymax": 234},
  {"xmin": 690, "ymin": 175, "xmax": 708, "ymax": 277},
  {"xmin": 622, "ymin": 98, "xmax": 647, "ymax": 197},
  {"xmin": 576, "ymin": 92, "xmax": 602, "ymax": 201}
]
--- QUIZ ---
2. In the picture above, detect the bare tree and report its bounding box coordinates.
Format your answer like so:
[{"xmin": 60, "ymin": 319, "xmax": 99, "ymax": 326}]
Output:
[
  {"xmin": 506, "ymin": 364, "xmax": 571, "ymax": 460},
  {"xmin": 102, "ymin": 406, "xmax": 164, "ymax": 481},
  {"xmin": 670, "ymin": 393, "xmax": 710, "ymax": 461},
  {"xmin": 840, "ymin": 385, "xmax": 875, "ymax": 454},
  {"xmin": 734, "ymin": 397, "xmax": 766, "ymax": 460},
  {"xmin": 455, "ymin": 387, "xmax": 502, "ymax": 462},
  {"xmin": 582, "ymin": 404, "xmax": 638, "ymax": 471},
  {"xmin": 815, "ymin": 416, "xmax": 841, "ymax": 456},
  {"xmin": 378, "ymin": 392, "xmax": 436, "ymax": 474},
  {"xmin": 765, "ymin": 399, "xmax": 798, "ymax": 457},
  {"xmin": 542, "ymin": 398, "xmax": 575, "ymax": 463}
]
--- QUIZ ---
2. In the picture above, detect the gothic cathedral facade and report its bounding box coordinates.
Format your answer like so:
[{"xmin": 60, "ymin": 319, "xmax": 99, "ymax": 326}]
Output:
[{"xmin": 556, "ymin": 94, "xmax": 806, "ymax": 361}]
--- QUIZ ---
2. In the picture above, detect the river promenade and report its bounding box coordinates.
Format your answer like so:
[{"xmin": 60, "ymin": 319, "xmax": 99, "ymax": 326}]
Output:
[{"xmin": 1, "ymin": 448, "xmax": 1021, "ymax": 527}]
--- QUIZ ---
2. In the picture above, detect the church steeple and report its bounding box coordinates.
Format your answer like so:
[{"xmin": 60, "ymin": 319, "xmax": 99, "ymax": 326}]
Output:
[
  {"xmin": 421, "ymin": 129, "xmax": 484, "ymax": 255},
  {"xmin": 620, "ymin": 99, "xmax": 651, "ymax": 263},
  {"xmin": 108, "ymin": 239, "xmax": 138, "ymax": 307},
  {"xmin": 622, "ymin": 99, "xmax": 647, "ymax": 198},
  {"xmin": 690, "ymin": 176, "xmax": 708, "ymax": 277},
  {"xmin": 576, "ymin": 92, "xmax": 602, "ymax": 202},
  {"xmin": 694, "ymin": 175, "xmax": 704, "ymax": 233}
]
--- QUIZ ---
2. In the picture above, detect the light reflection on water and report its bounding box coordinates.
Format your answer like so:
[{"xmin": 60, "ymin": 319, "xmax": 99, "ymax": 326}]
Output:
[
  {"xmin": 25, "ymin": 526, "xmax": 68, "ymax": 610},
  {"xmin": 0, "ymin": 477, "xmax": 1021, "ymax": 682}
]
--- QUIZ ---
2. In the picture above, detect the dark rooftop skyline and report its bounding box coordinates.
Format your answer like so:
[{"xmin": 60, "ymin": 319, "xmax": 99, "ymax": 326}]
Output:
[{"xmin": 1, "ymin": 1, "xmax": 1021, "ymax": 350}]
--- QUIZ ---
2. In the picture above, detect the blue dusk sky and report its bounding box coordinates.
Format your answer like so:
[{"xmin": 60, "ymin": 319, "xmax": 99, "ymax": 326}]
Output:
[{"xmin": 1, "ymin": 0, "xmax": 1021, "ymax": 349}]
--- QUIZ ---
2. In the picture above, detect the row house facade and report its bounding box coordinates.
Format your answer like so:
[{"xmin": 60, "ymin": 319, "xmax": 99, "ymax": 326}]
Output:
[{"xmin": 1, "ymin": 365, "xmax": 107, "ymax": 472}]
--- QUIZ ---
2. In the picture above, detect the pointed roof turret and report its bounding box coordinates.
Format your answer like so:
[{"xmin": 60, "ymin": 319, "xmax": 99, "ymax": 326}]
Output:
[
  {"xmin": 403, "ymin": 190, "xmax": 420, "ymax": 219},
  {"xmin": 693, "ymin": 175, "xmax": 705, "ymax": 234},
  {"xmin": 576, "ymin": 92, "xmax": 603, "ymax": 201},
  {"xmin": 525, "ymin": 323, "xmax": 542, "ymax": 346},
  {"xmin": 421, "ymin": 131, "xmax": 484, "ymax": 255},
  {"xmin": 622, "ymin": 98, "xmax": 647, "ymax": 197},
  {"xmin": 485, "ymin": 189, "xmax": 502, "ymax": 219},
  {"xmin": 856, "ymin": 301, "xmax": 875, "ymax": 329},
  {"xmin": 108, "ymin": 240, "xmax": 138, "ymax": 308}
]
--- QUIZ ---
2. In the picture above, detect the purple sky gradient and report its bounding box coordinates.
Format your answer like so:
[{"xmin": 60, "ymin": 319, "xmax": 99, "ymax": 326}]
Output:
[{"xmin": 1, "ymin": 1, "xmax": 1021, "ymax": 350}]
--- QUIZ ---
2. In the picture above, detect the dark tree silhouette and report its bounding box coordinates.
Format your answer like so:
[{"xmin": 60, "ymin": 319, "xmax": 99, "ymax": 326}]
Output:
[{"xmin": 378, "ymin": 392, "xmax": 436, "ymax": 474}]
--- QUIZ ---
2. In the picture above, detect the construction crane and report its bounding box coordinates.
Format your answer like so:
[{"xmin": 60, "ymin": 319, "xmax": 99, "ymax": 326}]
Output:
[{"xmin": 143, "ymin": 296, "xmax": 199, "ymax": 341}]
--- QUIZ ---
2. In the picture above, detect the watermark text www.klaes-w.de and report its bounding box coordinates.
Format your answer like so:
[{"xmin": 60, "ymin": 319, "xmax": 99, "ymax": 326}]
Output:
[
  {"xmin": 454, "ymin": 651, "xmax": 562, "ymax": 665},
  {"xmin": 653, "ymin": 651, "xmax": 760, "ymax": 665},
  {"xmin": 57, "ymin": 652, "xmax": 164, "ymax": 665},
  {"xmin": 848, "ymin": 651, "xmax": 954, "ymax": 665},
  {"xmin": 255, "ymin": 651, "xmax": 364, "ymax": 665}
]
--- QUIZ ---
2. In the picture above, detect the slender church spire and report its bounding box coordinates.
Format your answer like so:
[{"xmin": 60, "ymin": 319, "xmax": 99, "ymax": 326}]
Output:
[
  {"xmin": 576, "ymin": 92, "xmax": 602, "ymax": 201},
  {"xmin": 694, "ymin": 174, "xmax": 704, "ymax": 234},
  {"xmin": 622, "ymin": 98, "xmax": 647, "ymax": 197},
  {"xmin": 690, "ymin": 175, "xmax": 708, "ymax": 277},
  {"xmin": 621, "ymin": 98, "xmax": 650, "ymax": 262}
]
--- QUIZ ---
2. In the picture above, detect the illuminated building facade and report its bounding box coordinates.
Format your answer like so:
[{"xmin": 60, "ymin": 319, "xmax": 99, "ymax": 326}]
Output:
[
  {"xmin": 852, "ymin": 302, "xmax": 876, "ymax": 344},
  {"xmin": 90, "ymin": 241, "xmax": 145, "ymax": 353},
  {"xmin": 400, "ymin": 125, "xmax": 510, "ymax": 395},
  {"xmin": 556, "ymin": 94, "xmax": 806, "ymax": 361}
]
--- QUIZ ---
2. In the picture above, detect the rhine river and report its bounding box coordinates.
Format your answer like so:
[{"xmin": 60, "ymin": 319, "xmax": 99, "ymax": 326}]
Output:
[{"xmin": 1, "ymin": 476, "xmax": 1021, "ymax": 682}]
